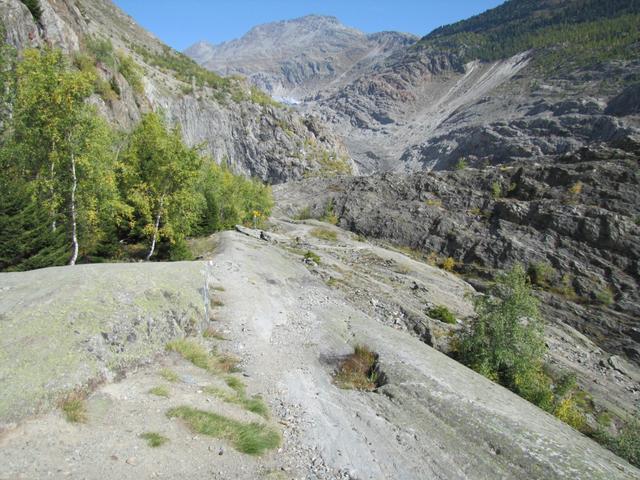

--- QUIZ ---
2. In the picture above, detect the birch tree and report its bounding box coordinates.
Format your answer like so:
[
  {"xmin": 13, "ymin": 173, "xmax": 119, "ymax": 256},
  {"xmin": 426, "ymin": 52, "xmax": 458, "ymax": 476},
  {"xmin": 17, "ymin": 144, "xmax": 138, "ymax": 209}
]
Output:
[
  {"xmin": 9, "ymin": 48, "xmax": 118, "ymax": 265},
  {"xmin": 121, "ymin": 113, "xmax": 201, "ymax": 260}
]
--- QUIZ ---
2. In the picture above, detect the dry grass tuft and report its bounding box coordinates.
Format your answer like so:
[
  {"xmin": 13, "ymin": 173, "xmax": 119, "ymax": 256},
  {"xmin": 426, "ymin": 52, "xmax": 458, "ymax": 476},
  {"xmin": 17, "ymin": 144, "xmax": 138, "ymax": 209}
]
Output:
[
  {"xmin": 334, "ymin": 345, "xmax": 380, "ymax": 391},
  {"xmin": 60, "ymin": 392, "xmax": 87, "ymax": 423}
]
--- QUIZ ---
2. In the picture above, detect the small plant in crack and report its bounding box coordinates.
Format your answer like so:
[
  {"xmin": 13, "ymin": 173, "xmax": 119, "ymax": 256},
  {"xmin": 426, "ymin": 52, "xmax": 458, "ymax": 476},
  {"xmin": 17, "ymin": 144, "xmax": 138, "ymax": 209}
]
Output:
[
  {"xmin": 334, "ymin": 345, "xmax": 384, "ymax": 391},
  {"xmin": 140, "ymin": 432, "xmax": 169, "ymax": 447},
  {"xmin": 159, "ymin": 368, "xmax": 179, "ymax": 383},
  {"xmin": 203, "ymin": 326, "xmax": 227, "ymax": 340},
  {"xmin": 149, "ymin": 385, "xmax": 170, "ymax": 398},
  {"xmin": 60, "ymin": 392, "xmax": 87, "ymax": 423}
]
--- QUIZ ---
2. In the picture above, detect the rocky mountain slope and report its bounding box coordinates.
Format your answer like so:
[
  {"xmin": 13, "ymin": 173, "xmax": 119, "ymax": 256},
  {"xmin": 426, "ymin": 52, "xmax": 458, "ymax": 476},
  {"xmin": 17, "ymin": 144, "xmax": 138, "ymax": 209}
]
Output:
[
  {"xmin": 187, "ymin": 1, "xmax": 640, "ymax": 173},
  {"xmin": 274, "ymin": 146, "xmax": 640, "ymax": 420},
  {"xmin": 185, "ymin": 15, "xmax": 417, "ymax": 101},
  {"xmin": 2, "ymin": 226, "xmax": 638, "ymax": 479},
  {"xmin": 0, "ymin": 0, "xmax": 351, "ymax": 182}
]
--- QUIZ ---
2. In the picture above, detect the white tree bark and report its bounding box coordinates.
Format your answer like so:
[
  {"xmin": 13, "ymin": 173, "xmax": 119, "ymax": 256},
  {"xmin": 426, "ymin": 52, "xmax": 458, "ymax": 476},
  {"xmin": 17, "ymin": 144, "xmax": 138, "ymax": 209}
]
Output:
[
  {"xmin": 51, "ymin": 160, "xmax": 57, "ymax": 232},
  {"xmin": 69, "ymin": 153, "xmax": 79, "ymax": 266},
  {"xmin": 146, "ymin": 196, "xmax": 164, "ymax": 261}
]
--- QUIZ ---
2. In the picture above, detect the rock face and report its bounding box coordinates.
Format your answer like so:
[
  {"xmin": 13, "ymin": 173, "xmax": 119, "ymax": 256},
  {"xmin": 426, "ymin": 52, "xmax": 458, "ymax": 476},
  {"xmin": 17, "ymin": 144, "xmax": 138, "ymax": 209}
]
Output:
[
  {"xmin": 0, "ymin": 261, "xmax": 205, "ymax": 427},
  {"xmin": 1, "ymin": 230, "xmax": 638, "ymax": 478},
  {"xmin": 0, "ymin": 0, "xmax": 351, "ymax": 183},
  {"xmin": 274, "ymin": 147, "xmax": 640, "ymax": 371},
  {"xmin": 186, "ymin": 4, "xmax": 640, "ymax": 174},
  {"xmin": 185, "ymin": 15, "xmax": 417, "ymax": 101}
]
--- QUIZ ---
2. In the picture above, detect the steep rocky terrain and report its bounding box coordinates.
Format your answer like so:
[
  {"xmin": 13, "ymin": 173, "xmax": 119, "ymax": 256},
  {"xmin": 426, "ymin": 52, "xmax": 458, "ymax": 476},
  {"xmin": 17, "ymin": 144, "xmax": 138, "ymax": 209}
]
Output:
[
  {"xmin": 185, "ymin": 15, "xmax": 417, "ymax": 101},
  {"xmin": 2, "ymin": 226, "xmax": 639, "ymax": 479},
  {"xmin": 0, "ymin": 0, "xmax": 351, "ymax": 182},
  {"xmin": 274, "ymin": 147, "xmax": 640, "ymax": 419},
  {"xmin": 187, "ymin": 1, "xmax": 640, "ymax": 173}
]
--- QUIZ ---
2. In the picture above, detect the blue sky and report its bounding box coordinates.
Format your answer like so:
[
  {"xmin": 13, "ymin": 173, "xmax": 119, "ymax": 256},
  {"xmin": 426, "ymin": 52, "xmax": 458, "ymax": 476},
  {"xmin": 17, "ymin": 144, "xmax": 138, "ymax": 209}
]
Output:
[{"xmin": 113, "ymin": 0, "xmax": 505, "ymax": 51}]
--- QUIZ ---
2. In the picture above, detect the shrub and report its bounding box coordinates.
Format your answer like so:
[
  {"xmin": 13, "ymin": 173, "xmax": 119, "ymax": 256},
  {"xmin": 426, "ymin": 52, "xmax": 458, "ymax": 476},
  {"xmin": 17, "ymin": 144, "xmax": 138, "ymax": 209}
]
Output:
[
  {"xmin": 528, "ymin": 261, "xmax": 556, "ymax": 288},
  {"xmin": 491, "ymin": 181, "xmax": 502, "ymax": 198},
  {"xmin": 459, "ymin": 265, "xmax": 550, "ymax": 406},
  {"xmin": 554, "ymin": 273, "xmax": 578, "ymax": 300},
  {"xmin": 60, "ymin": 393, "xmax": 87, "ymax": 423},
  {"xmin": 294, "ymin": 206, "xmax": 312, "ymax": 220},
  {"xmin": 455, "ymin": 157, "xmax": 468, "ymax": 170},
  {"xmin": 117, "ymin": 53, "xmax": 143, "ymax": 94},
  {"xmin": 595, "ymin": 287, "xmax": 615, "ymax": 306},
  {"xmin": 428, "ymin": 305, "xmax": 457, "ymax": 324},
  {"xmin": 320, "ymin": 200, "xmax": 339, "ymax": 225},
  {"xmin": 86, "ymin": 36, "xmax": 116, "ymax": 69},
  {"xmin": 441, "ymin": 257, "xmax": 456, "ymax": 272},
  {"xmin": 593, "ymin": 413, "xmax": 640, "ymax": 468},
  {"xmin": 569, "ymin": 181, "xmax": 583, "ymax": 196},
  {"xmin": 303, "ymin": 251, "xmax": 321, "ymax": 264}
]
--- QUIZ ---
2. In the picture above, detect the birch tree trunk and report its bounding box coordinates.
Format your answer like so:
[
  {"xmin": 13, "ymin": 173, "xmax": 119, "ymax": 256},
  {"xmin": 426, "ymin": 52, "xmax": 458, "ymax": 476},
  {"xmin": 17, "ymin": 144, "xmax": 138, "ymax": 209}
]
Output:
[
  {"xmin": 146, "ymin": 196, "xmax": 164, "ymax": 261},
  {"xmin": 51, "ymin": 160, "xmax": 57, "ymax": 232},
  {"xmin": 69, "ymin": 153, "xmax": 79, "ymax": 266}
]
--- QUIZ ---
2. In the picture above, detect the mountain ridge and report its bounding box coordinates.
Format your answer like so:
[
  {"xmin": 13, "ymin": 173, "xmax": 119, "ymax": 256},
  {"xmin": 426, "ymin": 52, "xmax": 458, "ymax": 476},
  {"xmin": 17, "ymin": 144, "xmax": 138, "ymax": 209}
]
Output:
[{"xmin": 185, "ymin": 14, "xmax": 418, "ymax": 100}]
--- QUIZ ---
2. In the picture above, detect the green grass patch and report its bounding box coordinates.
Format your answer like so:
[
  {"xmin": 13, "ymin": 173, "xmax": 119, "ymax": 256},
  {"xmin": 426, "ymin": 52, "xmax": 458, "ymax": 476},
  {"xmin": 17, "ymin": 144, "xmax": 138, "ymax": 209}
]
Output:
[
  {"xmin": 166, "ymin": 338, "xmax": 240, "ymax": 373},
  {"xmin": 149, "ymin": 385, "xmax": 170, "ymax": 398},
  {"xmin": 310, "ymin": 228, "xmax": 338, "ymax": 242},
  {"xmin": 60, "ymin": 393, "xmax": 87, "ymax": 423},
  {"xmin": 303, "ymin": 251, "xmax": 321, "ymax": 264},
  {"xmin": 167, "ymin": 406, "xmax": 280, "ymax": 455},
  {"xmin": 204, "ymin": 376, "xmax": 270, "ymax": 419},
  {"xmin": 334, "ymin": 345, "xmax": 381, "ymax": 391},
  {"xmin": 140, "ymin": 432, "xmax": 169, "ymax": 447},
  {"xmin": 428, "ymin": 305, "xmax": 457, "ymax": 324},
  {"xmin": 159, "ymin": 368, "xmax": 179, "ymax": 383}
]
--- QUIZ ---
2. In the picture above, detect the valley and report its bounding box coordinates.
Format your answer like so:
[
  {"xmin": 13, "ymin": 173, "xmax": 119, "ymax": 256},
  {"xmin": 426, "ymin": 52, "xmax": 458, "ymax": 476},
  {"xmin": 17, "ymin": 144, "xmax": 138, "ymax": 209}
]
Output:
[{"xmin": 0, "ymin": 0, "xmax": 639, "ymax": 478}]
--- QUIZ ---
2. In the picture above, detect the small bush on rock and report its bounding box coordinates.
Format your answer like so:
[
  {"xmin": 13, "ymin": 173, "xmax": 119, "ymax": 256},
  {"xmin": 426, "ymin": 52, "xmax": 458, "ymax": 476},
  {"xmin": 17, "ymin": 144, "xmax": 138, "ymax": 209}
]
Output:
[{"xmin": 428, "ymin": 305, "xmax": 457, "ymax": 324}]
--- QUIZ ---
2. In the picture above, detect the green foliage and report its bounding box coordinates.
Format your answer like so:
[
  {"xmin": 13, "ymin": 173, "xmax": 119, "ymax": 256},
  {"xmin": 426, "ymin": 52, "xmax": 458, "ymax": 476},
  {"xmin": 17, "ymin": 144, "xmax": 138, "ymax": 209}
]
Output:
[
  {"xmin": 310, "ymin": 228, "xmax": 338, "ymax": 242},
  {"xmin": 85, "ymin": 37, "xmax": 116, "ymax": 70},
  {"xmin": 455, "ymin": 157, "xmax": 468, "ymax": 170},
  {"xmin": 140, "ymin": 432, "xmax": 169, "ymax": 448},
  {"xmin": 60, "ymin": 393, "xmax": 87, "ymax": 423},
  {"xmin": 528, "ymin": 261, "xmax": 556, "ymax": 288},
  {"xmin": 20, "ymin": 0, "xmax": 42, "ymax": 22},
  {"xmin": 205, "ymin": 376, "xmax": 269, "ymax": 419},
  {"xmin": 418, "ymin": 0, "xmax": 640, "ymax": 74},
  {"xmin": 294, "ymin": 206, "xmax": 313, "ymax": 220},
  {"xmin": 116, "ymin": 52, "xmax": 143, "ymax": 94},
  {"xmin": 249, "ymin": 85, "xmax": 279, "ymax": 108},
  {"xmin": 320, "ymin": 199, "xmax": 339, "ymax": 225},
  {"xmin": 459, "ymin": 265, "xmax": 551, "ymax": 406},
  {"xmin": 194, "ymin": 162, "xmax": 273, "ymax": 235},
  {"xmin": 0, "ymin": 44, "xmax": 272, "ymax": 271},
  {"xmin": 166, "ymin": 406, "xmax": 280, "ymax": 455},
  {"xmin": 166, "ymin": 338, "xmax": 240, "ymax": 374},
  {"xmin": 428, "ymin": 305, "xmax": 457, "ymax": 324},
  {"xmin": 595, "ymin": 287, "xmax": 615, "ymax": 306},
  {"xmin": 148, "ymin": 385, "xmax": 170, "ymax": 398},
  {"xmin": 491, "ymin": 181, "xmax": 502, "ymax": 199},
  {"xmin": 1, "ymin": 48, "xmax": 120, "ymax": 268},
  {"xmin": 303, "ymin": 250, "xmax": 321, "ymax": 264},
  {"xmin": 593, "ymin": 413, "xmax": 640, "ymax": 468},
  {"xmin": 159, "ymin": 368, "xmax": 179, "ymax": 383},
  {"xmin": 120, "ymin": 112, "xmax": 202, "ymax": 260},
  {"xmin": 132, "ymin": 44, "xmax": 232, "ymax": 92}
]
